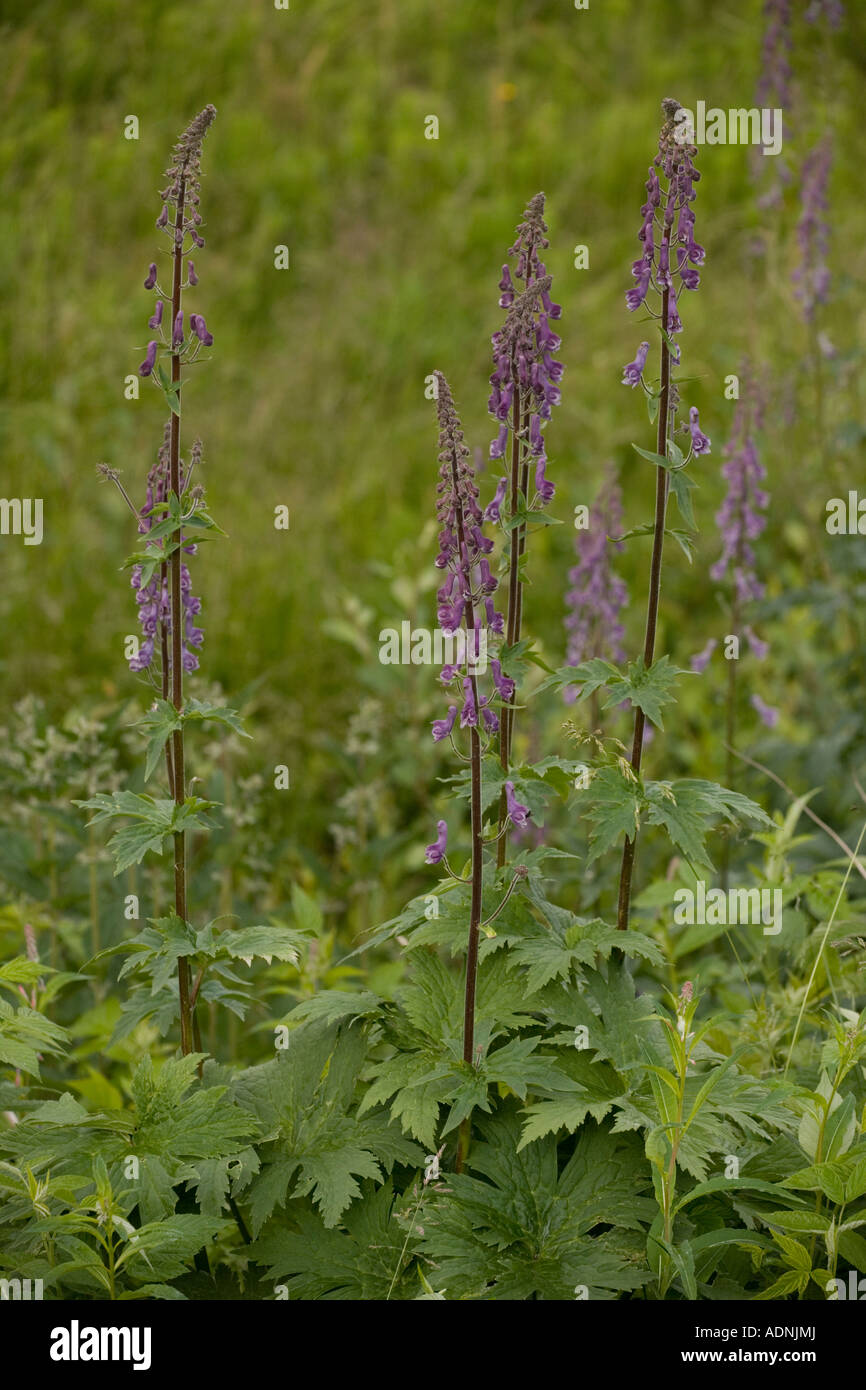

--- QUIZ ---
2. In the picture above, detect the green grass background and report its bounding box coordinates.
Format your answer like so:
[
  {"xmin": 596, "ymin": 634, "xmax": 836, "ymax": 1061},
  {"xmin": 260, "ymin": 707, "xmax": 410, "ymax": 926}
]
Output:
[{"xmin": 1, "ymin": 0, "xmax": 864, "ymax": 889}]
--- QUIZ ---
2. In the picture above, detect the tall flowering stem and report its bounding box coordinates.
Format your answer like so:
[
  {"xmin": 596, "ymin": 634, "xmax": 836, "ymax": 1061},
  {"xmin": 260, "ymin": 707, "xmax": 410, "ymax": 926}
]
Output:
[
  {"xmin": 487, "ymin": 194, "xmax": 562, "ymax": 866},
  {"xmin": 428, "ymin": 372, "xmax": 527, "ymax": 1169},
  {"xmin": 617, "ymin": 99, "xmax": 706, "ymax": 932},
  {"xmin": 143, "ymin": 105, "xmax": 216, "ymax": 1053}
]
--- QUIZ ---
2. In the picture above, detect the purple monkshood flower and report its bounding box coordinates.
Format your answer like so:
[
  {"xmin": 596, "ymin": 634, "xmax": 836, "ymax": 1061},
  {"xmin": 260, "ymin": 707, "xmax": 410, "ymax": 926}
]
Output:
[
  {"xmin": 565, "ymin": 476, "xmax": 628, "ymax": 682},
  {"xmin": 487, "ymin": 193, "xmax": 562, "ymax": 499},
  {"xmin": 498, "ymin": 265, "xmax": 515, "ymax": 308},
  {"xmin": 490, "ymin": 659, "xmax": 515, "ymax": 703},
  {"xmin": 425, "ymin": 820, "xmax": 448, "ymax": 865},
  {"xmin": 480, "ymin": 697, "xmax": 499, "ymax": 734},
  {"xmin": 535, "ymin": 456, "xmax": 554, "ymax": 502},
  {"xmin": 432, "ymin": 705, "xmax": 457, "ymax": 742},
  {"xmin": 188, "ymin": 260, "xmax": 198, "ymax": 285},
  {"xmin": 148, "ymin": 301, "xmax": 164, "ymax": 330},
  {"xmin": 172, "ymin": 312, "xmax": 184, "ymax": 347},
  {"xmin": 688, "ymin": 406, "xmax": 711, "ymax": 456},
  {"xmin": 460, "ymin": 676, "xmax": 477, "ymax": 728},
  {"xmin": 485, "ymin": 600, "xmax": 504, "ymax": 635},
  {"xmin": 190, "ymin": 313, "xmax": 214, "ymax": 347},
  {"xmin": 622, "ymin": 341, "xmax": 650, "ymax": 387},
  {"xmin": 490, "ymin": 423, "xmax": 508, "ymax": 460},
  {"xmin": 751, "ymin": 693, "xmax": 780, "ymax": 729},
  {"xmin": 144, "ymin": 263, "xmax": 158, "ymax": 289},
  {"xmin": 139, "ymin": 341, "xmax": 158, "ymax": 377},
  {"xmin": 690, "ymin": 638, "xmax": 717, "ymax": 674},
  {"xmin": 504, "ymin": 780, "xmax": 530, "ymax": 828},
  {"xmin": 626, "ymin": 99, "xmax": 702, "ymax": 333},
  {"xmin": 744, "ymin": 625, "xmax": 769, "ymax": 660},
  {"xmin": 484, "ymin": 477, "xmax": 508, "ymax": 522}
]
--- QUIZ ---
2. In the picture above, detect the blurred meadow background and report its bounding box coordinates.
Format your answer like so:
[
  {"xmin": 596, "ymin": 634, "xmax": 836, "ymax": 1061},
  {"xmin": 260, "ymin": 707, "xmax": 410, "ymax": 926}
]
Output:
[{"xmin": 1, "ymin": 0, "xmax": 865, "ymax": 1006}]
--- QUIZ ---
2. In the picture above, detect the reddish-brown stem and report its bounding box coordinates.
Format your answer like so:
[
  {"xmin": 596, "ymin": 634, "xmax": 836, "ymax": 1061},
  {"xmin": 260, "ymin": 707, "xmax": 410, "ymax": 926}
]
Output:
[
  {"xmin": 496, "ymin": 384, "xmax": 523, "ymax": 868},
  {"xmin": 159, "ymin": 560, "xmax": 175, "ymax": 796},
  {"xmin": 616, "ymin": 281, "xmax": 672, "ymax": 932},
  {"xmin": 169, "ymin": 171, "xmax": 193, "ymax": 1054}
]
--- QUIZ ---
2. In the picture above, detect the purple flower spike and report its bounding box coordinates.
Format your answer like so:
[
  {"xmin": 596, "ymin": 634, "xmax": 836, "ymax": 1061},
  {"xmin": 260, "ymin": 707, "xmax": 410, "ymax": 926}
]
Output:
[
  {"xmin": 688, "ymin": 406, "xmax": 711, "ymax": 456},
  {"xmin": 425, "ymin": 820, "xmax": 448, "ymax": 865},
  {"xmin": 535, "ymin": 455, "xmax": 554, "ymax": 503},
  {"xmin": 144, "ymin": 263, "xmax": 158, "ymax": 290},
  {"xmin": 148, "ymin": 300, "xmax": 164, "ymax": 330},
  {"xmin": 504, "ymin": 780, "xmax": 530, "ymax": 828},
  {"xmin": 622, "ymin": 341, "xmax": 650, "ymax": 387},
  {"xmin": 432, "ymin": 705, "xmax": 458, "ymax": 742},
  {"xmin": 139, "ymin": 341, "xmax": 158, "ymax": 377},
  {"xmin": 172, "ymin": 312, "xmax": 184, "ymax": 347},
  {"xmin": 188, "ymin": 260, "xmax": 198, "ymax": 285}
]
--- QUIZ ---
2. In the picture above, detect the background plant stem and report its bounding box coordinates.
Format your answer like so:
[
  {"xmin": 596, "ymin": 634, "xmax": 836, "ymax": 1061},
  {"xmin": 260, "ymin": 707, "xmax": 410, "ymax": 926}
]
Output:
[{"xmin": 617, "ymin": 284, "xmax": 672, "ymax": 932}]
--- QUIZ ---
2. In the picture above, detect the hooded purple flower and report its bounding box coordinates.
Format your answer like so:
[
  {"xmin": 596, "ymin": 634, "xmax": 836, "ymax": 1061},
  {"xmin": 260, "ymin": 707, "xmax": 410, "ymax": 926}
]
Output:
[
  {"xmin": 535, "ymin": 456, "xmax": 554, "ymax": 503},
  {"xmin": 432, "ymin": 705, "xmax": 457, "ymax": 743},
  {"xmin": 172, "ymin": 312, "xmax": 184, "ymax": 348},
  {"xmin": 460, "ymin": 676, "xmax": 477, "ymax": 728},
  {"xmin": 744, "ymin": 625, "xmax": 769, "ymax": 660},
  {"xmin": 751, "ymin": 693, "xmax": 779, "ymax": 729},
  {"xmin": 622, "ymin": 341, "xmax": 649, "ymax": 387},
  {"xmin": 688, "ymin": 406, "xmax": 711, "ymax": 456},
  {"xmin": 425, "ymin": 820, "xmax": 448, "ymax": 865},
  {"xmin": 690, "ymin": 638, "xmax": 717, "ymax": 674},
  {"xmin": 480, "ymin": 697, "xmax": 499, "ymax": 735},
  {"xmin": 139, "ymin": 341, "xmax": 158, "ymax": 377},
  {"xmin": 504, "ymin": 780, "xmax": 530, "ymax": 829},
  {"xmin": 490, "ymin": 659, "xmax": 515, "ymax": 704},
  {"xmin": 190, "ymin": 313, "xmax": 214, "ymax": 347},
  {"xmin": 148, "ymin": 301, "xmax": 164, "ymax": 330},
  {"xmin": 188, "ymin": 260, "xmax": 198, "ymax": 286},
  {"xmin": 144, "ymin": 263, "xmax": 158, "ymax": 290},
  {"xmin": 484, "ymin": 477, "xmax": 508, "ymax": 523}
]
